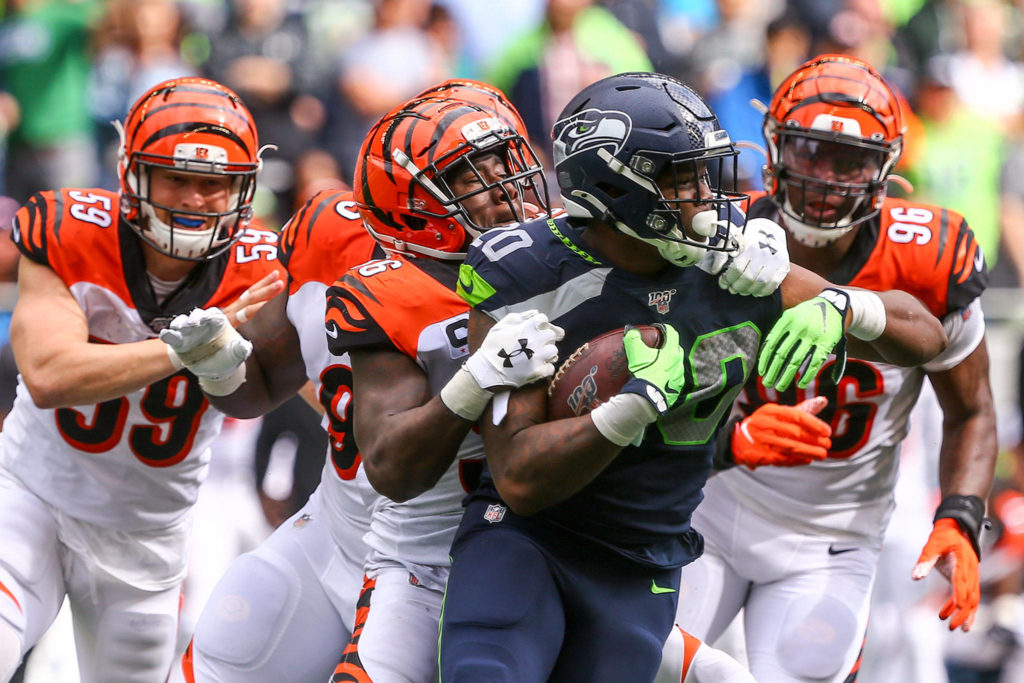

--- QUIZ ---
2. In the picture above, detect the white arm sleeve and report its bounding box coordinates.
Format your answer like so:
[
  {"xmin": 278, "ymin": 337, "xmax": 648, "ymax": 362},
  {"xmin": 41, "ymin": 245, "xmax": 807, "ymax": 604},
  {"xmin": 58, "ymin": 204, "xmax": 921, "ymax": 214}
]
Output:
[{"xmin": 923, "ymin": 298, "xmax": 986, "ymax": 373}]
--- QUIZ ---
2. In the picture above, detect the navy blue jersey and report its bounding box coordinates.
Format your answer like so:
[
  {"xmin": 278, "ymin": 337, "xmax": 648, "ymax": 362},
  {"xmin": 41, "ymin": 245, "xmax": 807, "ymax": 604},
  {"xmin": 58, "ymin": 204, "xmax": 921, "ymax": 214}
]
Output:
[{"xmin": 458, "ymin": 216, "xmax": 783, "ymax": 568}]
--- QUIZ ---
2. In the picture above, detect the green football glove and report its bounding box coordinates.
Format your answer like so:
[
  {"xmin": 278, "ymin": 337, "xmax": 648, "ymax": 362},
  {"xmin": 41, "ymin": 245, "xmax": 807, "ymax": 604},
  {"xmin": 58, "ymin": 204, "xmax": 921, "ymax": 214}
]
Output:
[
  {"xmin": 621, "ymin": 323, "xmax": 687, "ymax": 414},
  {"xmin": 759, "ymin": 288, "xmax": 849, "ymax": 391}
]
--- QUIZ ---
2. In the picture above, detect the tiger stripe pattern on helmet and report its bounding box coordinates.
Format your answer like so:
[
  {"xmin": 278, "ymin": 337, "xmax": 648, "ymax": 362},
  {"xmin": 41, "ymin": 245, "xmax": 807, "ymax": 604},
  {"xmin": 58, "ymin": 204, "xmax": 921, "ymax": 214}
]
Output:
[
  {"xmin": 762, "ymin": 54, "xmax": 906, "ymax": 244},
  {"xmin": 119, "ymin": 77, "xmax": 262, "ymax": 261},
  {"xmin": 353, "ymin": 84, "xmax": 549, "ymax": 260}
]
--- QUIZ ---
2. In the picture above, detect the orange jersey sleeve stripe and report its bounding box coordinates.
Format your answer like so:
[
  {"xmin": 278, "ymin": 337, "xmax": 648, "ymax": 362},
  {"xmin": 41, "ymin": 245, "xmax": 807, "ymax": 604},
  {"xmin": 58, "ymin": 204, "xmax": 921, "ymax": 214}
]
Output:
[
  {"xmin": 0, "ymin": 579, "xmax": 21, "ymax": 613},
  {"xmin": 327, "ymin": 258, "xmax": 467, "ymax": 357},
  {"xmin": 280, "ymin": 190, "xmax": 378, "ymax": 292}
]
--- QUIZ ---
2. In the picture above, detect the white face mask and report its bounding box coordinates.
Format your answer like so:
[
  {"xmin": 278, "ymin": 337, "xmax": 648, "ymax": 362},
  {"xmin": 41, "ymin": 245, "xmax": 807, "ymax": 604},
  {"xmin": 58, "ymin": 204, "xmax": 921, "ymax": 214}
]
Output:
[
  {"xmin": 133, "ymin": 167, "xmax": 243, "ymax": 260},
  {"xmin": 617, "ymin": 209, "xmax": 724, "ymax": 267}
]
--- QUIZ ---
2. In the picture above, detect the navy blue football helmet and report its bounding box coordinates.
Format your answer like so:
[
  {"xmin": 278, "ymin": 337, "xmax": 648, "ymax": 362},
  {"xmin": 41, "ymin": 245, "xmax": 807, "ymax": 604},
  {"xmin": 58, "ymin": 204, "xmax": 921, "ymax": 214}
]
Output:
[{"xmin": 552, "ymin": 72, "xmax": 746, "ymax": 265}]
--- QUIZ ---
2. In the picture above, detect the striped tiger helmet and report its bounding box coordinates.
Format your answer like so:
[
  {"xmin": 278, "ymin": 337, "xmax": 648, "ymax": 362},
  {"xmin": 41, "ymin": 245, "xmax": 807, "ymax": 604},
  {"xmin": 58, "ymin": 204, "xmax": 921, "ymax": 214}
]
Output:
[
  {"xmin": 354, "ymin": 84, "xmax": 549, "ymax": 260},
  {"xmin": 117, "ymin": 77, "xmax": 262, "ymax": 260},
  {"xmin": 763, "ymin": 54, "xmax": 904, "ymax": 246}
]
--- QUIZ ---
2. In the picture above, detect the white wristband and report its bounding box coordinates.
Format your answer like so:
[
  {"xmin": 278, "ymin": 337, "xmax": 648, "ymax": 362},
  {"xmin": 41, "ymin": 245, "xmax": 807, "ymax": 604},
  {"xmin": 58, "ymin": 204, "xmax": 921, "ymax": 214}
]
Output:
[
  {"xmin": 198, "ymin": 364, "xmax": 247, "ymax": 396},
  {"xmin": 590, "ymin": 393, "xmax": 659, "ymax": 447},
  {"xmin": 166, "ymin": 344, "xmax": 184, "ymax": 370},
  {"xmin": 840, "ymin": 288, "xmax": 887, "ymax": 341},
  {"xmin": 439, "ymin": 365, "xmax": 493, "ymax": 421}
]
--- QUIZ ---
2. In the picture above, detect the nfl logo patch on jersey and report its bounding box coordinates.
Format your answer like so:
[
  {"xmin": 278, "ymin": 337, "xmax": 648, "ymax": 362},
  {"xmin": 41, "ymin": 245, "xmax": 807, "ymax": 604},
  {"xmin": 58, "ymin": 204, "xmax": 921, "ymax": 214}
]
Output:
[
  {"xmin": 648, "ymin": 289, "xmax": 677, "ymax": 314},
  {"xmin": 484, "ymin": 504, "xmax": 506, "ymax": 524}
]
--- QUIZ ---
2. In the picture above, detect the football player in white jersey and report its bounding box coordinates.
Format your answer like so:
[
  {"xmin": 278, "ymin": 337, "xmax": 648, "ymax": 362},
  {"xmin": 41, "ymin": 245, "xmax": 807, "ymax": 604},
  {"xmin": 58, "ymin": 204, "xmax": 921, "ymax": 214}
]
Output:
[
  {"xmin": 168, "ymin": 80, "xmax": 562, "ymax": 683},
  {"xmin": 171, "ymin": 185, "xmax": 382, "ymax": 683},
  {"xmin": 0, "ymin": 77, "xmax": 284, "ymax": 682},
  {"xmin": 672, "ymin": 54, "xmax": 997, "ymax": 682},
  {"xmin": 321, "ymin": 85, "xmax": 563, "ymax": 683}
]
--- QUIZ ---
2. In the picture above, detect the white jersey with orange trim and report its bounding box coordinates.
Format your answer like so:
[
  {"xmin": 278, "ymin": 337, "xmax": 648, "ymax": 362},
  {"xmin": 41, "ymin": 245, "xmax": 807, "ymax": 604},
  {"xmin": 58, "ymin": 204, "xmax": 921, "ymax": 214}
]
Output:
[
  {"xmin": 325, "ymin": 254, "xmax": 483, "ymax": 577},
  {"xmin": 181, "ymin": 190, "xmax": 387, "ymax": 683},
  {"xmin": 277, "ymin": 189, "xmax": 382, "ymax": 549},
  {"xmin": 722, "ymin": 194, "xmax": 989, "ymax": 543},
  {"xmin": 0, "ymin": 188, "xmax": 284, "ymax": 533}
]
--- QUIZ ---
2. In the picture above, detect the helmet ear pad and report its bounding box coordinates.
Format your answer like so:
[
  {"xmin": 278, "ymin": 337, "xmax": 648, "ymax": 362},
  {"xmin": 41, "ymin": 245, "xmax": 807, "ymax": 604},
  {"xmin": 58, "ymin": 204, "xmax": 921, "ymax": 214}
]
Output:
[{"xmin": 118, "ymin": 77, "xmax": 261, "ymax": 261}]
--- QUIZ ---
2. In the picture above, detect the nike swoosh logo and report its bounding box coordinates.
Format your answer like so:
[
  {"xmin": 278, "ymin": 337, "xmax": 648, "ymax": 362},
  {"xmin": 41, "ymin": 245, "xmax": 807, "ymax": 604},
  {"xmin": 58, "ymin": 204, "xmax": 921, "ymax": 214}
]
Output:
[
  {"xmin": 650, "ymin": 580, "xmax": 676, "ymax": 594},
  {"xmin": 815, "ymin": 301, "xmax": 828, "ymax": 327},
  {"xmin": 458, "ymin": 275, "xmax": 475, "ymax": 294},
  {"xmin": 326, "ymin": 324, "xmax": 339, "ymax": 339},
  {"xmin": 827, "ymin": 544, "xmax": 858, "ymax": 555}
]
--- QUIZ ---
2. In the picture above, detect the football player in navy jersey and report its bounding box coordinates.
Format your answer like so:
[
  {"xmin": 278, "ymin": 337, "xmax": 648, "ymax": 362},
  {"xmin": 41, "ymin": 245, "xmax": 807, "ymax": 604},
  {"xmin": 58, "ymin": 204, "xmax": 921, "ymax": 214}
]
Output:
[
  {"xmin": 438, "ymin": 72, "xmax": 948, "ymax": 682},
  {"xmin": 671, "ymin": 55, "xmax": 997, "ymax": 683}
]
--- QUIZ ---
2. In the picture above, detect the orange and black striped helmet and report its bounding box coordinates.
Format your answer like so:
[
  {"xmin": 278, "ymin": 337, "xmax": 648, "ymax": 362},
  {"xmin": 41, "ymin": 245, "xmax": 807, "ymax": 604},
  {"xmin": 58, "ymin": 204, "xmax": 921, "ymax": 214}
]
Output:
[
  {"xmin": 354, "ymin": 81, "xmax": 549, "ymax": 260},
  {"xmin": 762, "ymin": 54, "xmax": 905, "ymax": 245},
  {"xmin": 118, "ymin": 77, "xmax": 262, "ymax": 260}
]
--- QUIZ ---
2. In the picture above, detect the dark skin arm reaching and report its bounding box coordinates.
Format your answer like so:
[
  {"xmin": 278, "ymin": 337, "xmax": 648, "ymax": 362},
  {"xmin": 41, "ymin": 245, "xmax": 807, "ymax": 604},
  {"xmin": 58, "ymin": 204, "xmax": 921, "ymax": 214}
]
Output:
[
  {"xmin": 928, "ymin": 339, "xmax": 998, "ymax": 502},
  {"xmin": 205, "ymin": 288, "xmax": 308, "ymax": 418},
  {"xmin": 779, "ymin": 264, "xmax": 947, "ymax": 366},
  {"xmin": 469, "ymin": 309, "xmax": 622, "ymax": 516},
  {"xmin": 351, "ymin": 347, "xmax": 477, "ymax": 503}
]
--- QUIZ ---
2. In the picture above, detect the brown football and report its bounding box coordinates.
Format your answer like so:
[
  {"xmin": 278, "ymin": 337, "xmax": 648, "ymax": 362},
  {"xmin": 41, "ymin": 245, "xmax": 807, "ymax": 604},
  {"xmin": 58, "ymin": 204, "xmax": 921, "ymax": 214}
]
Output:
[{"xmin": 547, "ymin": 325, "xmax": 663, "ymax": 420}]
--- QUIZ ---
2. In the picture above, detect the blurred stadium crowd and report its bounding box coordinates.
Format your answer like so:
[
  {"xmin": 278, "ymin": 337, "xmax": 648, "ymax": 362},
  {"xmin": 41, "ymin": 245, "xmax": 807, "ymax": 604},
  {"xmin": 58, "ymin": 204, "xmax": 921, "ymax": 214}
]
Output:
[{"xmin": 1, "ymin": 0, "xmax": 1024, "ymax": 681}]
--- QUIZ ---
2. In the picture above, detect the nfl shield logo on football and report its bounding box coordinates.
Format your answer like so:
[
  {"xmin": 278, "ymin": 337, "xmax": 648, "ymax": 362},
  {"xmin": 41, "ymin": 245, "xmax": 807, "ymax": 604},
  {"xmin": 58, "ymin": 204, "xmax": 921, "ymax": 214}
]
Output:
[
  {"xmin": 648, "ymin": 289, "xmax": 677, "ymax": 315},
  {"xmin": 484, "ymin": 504, "xmax": 506, "ymax": 524}
]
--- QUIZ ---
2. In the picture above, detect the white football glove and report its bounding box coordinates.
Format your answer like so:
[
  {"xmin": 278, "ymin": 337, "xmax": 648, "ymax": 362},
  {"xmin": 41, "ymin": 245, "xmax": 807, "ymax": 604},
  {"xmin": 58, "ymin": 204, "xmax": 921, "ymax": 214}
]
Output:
[
  {"xmin": 440, "ymin": 310, "xmax": 565, "ymax": 421},
  {"xmin": 698, "ymin": 217, "xmax": 790, "ymax": 297},
  {"xmin": 160, "ymin": 307, "xmax": 252, "ymax": 396}
]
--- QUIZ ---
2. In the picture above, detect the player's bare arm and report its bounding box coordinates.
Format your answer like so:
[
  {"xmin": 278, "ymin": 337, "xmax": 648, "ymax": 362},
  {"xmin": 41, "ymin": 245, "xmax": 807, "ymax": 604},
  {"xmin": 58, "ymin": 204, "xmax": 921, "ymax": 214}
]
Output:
[
  {"xmin": 469, "ymin": 309, "xmax": 622, "ymax": 516},
  {"xmin": 205, "ymin": 287, "xmax": 307, "ymax": 418},
  {"xmin": 930, "ymin": 342, "xmax": 997, "ymax": 501},
  {"xmin": 911, "ymin": 340, "xmax": 996, "ymax": 631},
  {"xmin": 351, "ymin": 347, "xmax": 476, "ymax": 503},
  {"xmin": 780, "ymin": 263, "xmax": 947, "ymax": 366},
  {"xmin": 12, "ymin": 258, "xmax": 180, "ymax": 408}
]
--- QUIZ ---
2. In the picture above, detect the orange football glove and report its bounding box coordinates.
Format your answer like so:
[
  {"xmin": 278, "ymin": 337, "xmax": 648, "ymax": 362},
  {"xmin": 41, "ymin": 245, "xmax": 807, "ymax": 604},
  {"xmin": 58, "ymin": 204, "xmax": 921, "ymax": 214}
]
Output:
[
  {"xmin": 731, "ymin": 397, "xmax": 832, "ymax": 469},
  {"xmin": 912, "ymin": 518, "xmax": 981, "ymax": 632}
]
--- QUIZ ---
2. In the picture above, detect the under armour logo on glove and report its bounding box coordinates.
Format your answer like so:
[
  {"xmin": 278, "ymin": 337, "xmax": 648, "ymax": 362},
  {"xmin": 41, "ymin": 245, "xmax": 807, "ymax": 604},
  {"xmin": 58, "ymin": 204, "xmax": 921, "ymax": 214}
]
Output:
[
  {"xmin": 758, "ymin": 235, "xmax": 779, "ymax": 255},
  {"xmin": 498, "ymin": 339, "xmax": 535, "ymax": 367},
  {"xmin": 697, "ymin": 217, "xmax": 790, "ymax": 297},
  {"xmin": 463, "ymin": 311, "xmax": 564, "ymax": 390}
]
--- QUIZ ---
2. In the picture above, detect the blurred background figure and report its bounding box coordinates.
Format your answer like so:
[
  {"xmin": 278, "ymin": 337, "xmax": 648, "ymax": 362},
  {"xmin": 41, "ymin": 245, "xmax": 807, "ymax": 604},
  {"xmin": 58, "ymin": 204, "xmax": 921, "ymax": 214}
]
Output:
[
  {"xmin": 201, "ymin": 0, "xmax": 330, "ymax": 226},
  {"xmin": 253, "ymin": 394, "xmax": 327, "ymax": 529},
  {"xmin": 704, "ymin": 9, "xmax": 811, "ymax": 190},
  {"xmin": 904, "ymin": 57, "xmax": 1007, "ymax": 284},
  {"xmin": 0, "ymin": 0, "xmax": 101, "ymax": 202},
  {"xmin": 326, "ymin": 0, "xmax": 446, "ymax": 175},
  {"xmin": 90, "ymin": 0, "xmax": 196, "ymax": 190},
  {"xmin": 485, "ymin": 0, "xmax": 651, "ymax": 164}
]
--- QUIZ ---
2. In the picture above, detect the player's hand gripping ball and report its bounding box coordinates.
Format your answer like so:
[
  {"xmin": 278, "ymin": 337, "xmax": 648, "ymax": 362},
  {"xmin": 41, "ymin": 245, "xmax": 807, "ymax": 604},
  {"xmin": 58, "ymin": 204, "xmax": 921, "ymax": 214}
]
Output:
[{"xmin": 547, "ymin": 325, "xmax": 664, "ymax": 420}]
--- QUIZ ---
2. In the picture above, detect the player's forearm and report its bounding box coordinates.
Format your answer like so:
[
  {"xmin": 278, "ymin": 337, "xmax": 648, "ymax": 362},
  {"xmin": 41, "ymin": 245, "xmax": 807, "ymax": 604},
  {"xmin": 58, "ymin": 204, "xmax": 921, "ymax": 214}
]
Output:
[
  {"xmin": 782, "ymin": 266, "xmax": 946, "ymax": 366},
  {"xmin": 204, "ymin": 355, "xmax": 302, "ymax": 418},
  {"xmin": 485, "ymin": 417, "xmax": 621, "ymax": 516},
  {"xmin": 929, "ymin": 341, "xmax": 997, "ymax": 499},
  {"xmin": 846, "ymin": 289, "xmax": 947, "ymax": 366},
  {"xmin": 359, "ymin": 397, "xmax": 474, "ymax": 502},
  {"xmin": 937, "ymin": 411, "xmax": 998, "ymax": 500},
  {"xmin": 18, "ymin": 338, "xmax": 178, "ymax": 408}
]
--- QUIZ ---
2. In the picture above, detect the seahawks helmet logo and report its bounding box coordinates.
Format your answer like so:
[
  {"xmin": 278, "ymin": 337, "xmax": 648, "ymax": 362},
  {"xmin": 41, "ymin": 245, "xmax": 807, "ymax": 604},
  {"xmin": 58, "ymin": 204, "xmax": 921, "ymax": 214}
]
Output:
[{"xmin": 553, "ymin": 109, "xmax": 632, "ymax": 163}]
